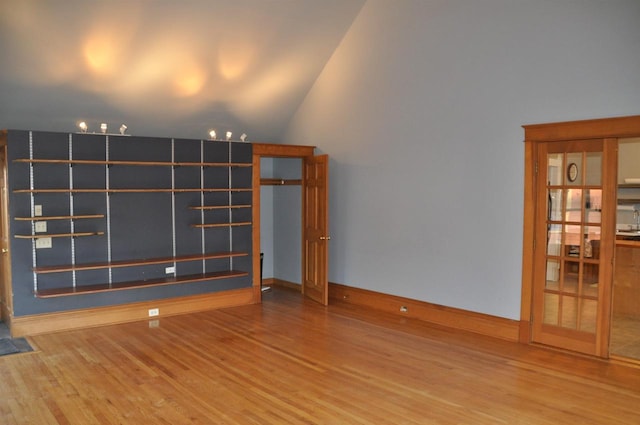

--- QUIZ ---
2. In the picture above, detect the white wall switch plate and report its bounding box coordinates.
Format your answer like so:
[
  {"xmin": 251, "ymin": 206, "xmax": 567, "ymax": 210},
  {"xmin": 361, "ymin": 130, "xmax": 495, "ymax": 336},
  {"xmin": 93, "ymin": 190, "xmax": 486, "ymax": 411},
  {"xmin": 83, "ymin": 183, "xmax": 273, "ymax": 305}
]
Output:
[
  {"xmin": 165, "ymin": 266, "xmax": 175, "ymax": 274},
  {"xmin": 35, "ymin": 237, "xmax": 52, "ymax": 249},
  {"xmin": 34, "ymin": 221, "xmax": 47, "ymax": 233},
  {"xmin": 34, "ymin": 205, "xmax": 43, "ymax": 216}
]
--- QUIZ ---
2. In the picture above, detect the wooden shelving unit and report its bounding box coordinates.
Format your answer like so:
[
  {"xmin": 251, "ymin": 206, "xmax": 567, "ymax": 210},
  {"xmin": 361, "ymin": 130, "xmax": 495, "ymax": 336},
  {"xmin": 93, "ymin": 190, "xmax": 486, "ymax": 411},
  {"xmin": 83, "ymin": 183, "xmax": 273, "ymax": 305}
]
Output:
[
  {"xmin": 14, "ymin": 214, "xmax": 105, "ymax": 221},
  {"xmin": 7, "ymin": 132, "xmax": 254, "ymax": 306},
  {"xmin": 260, "ymin": 178, "xmax": 302, "ymax": 186},
  {"xmin": 189, "ymin": 205, "xmax": 251, "ymax": 210},
  {"xmin": 14, "ymin": 232, "xmax": 104, "ymax": 239},
  {"xmin": 191, "ymin": 222, "xmax": 252, "ymax": 229},
  {"xmin": 34, "ymin": 252, "xmax": 248, "ymax": 274},
  {"xmin": 14, "ymin": 158, "xmax": 252, "ymax": 168},
  {"xmin": 34, "ymin": 270, "xmax": 250, "ymax": 298},
  {"xmin": 13, "ymin": 188, "xmax": 252, "ymax": 194}
]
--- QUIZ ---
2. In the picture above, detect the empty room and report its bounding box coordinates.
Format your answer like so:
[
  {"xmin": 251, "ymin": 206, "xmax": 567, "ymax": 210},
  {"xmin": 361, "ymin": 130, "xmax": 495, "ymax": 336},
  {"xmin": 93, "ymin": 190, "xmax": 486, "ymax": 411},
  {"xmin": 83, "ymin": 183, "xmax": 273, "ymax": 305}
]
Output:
[{"xmin": 1, "ymin": 1, "xmax": 640, "ymax": 423}]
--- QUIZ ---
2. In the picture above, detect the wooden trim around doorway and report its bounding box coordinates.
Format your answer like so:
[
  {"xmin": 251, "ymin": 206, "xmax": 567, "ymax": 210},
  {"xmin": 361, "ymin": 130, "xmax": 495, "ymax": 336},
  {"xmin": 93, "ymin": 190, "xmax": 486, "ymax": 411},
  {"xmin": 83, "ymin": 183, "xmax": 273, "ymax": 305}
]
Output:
[
  {"xmin": 521, "ymin": 115, "xmax": 640, "ymax": 352},
  {"xmin": 523, "ymin": 115, "xmax": 640, "ymax": 141},
  {"xmin": 252, "ymin": 143, "xmax": 316, "ymax": 158}
]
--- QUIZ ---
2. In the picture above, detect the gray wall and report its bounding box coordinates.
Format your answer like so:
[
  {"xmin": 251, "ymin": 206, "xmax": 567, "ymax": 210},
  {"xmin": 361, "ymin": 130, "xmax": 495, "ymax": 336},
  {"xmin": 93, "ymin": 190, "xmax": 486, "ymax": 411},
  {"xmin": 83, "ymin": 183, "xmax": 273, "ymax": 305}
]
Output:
[
  {"xmin": 282, "ymin": 0, "xmax": 640, "ymax": 319},
  {"xmin": 273, "ymin": 159, "xmax": 302, "ymax": 284},
  {"xmin": 261, "ymin": 158, "xmax": 303, "ymax": 284}
]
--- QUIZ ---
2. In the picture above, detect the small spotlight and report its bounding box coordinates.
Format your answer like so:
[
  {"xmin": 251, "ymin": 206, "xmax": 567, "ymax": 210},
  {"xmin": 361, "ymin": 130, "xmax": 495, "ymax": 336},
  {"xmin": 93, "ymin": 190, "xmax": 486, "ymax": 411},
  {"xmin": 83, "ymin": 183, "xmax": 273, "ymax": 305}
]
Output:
[
  {"xmin": 78, "ymin": 121, "xmax": 88, "ymax": 133},
  {"xmin": 209, "ymin": 130, "xmax": 217, "ymax": 140},
  {"xmin": 225, "ymin": 131, "xmax": 232, "ymax": 141},
  {"xmin": 119, "ymin": 124, "xmax": 128, "ymax": 135},
  {"xmin": 240, "ymin": 133, "xmax": 247, "ymax": 142},
  {"xmin": 100, "ymin": 123, "xmax": 108, "ymax": 134}
]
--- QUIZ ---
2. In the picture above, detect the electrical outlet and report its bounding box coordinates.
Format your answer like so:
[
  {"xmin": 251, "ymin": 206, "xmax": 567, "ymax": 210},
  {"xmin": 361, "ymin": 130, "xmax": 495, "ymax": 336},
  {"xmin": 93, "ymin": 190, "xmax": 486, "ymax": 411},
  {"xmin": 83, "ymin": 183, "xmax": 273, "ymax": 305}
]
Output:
[
  {"xmin": 165, "ymin": 266, "xmax": 175, "ymax": 274},
  {"xmin": 35, "ymin": 221, "xmax": 47, "ymax": 233},
  {"xmin": 148, "ymin": 308, "xmax": 159, "ymax": 317},
  {"xmin": 34, "ymin": 205, "xmax": 43, "ymax": 216},
  {"xmin": 400, "ymin": 306, "xmax": 408, "ymax": 313},
  {"xmin": 35, "ymin": 237, "xmax": 52, "ymax": 249}
]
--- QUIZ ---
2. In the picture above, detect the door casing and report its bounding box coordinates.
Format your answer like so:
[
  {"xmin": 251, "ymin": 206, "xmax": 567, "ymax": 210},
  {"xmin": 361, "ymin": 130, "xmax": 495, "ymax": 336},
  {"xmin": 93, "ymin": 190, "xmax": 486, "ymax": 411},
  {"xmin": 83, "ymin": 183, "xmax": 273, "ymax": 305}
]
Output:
[
  {"xmin": 252, "ymin": 143, "xmax": 329, "ymax": 304},
  {"xmin": 521, "ymin": 115, "xmax": 640, "ymax": 357},
  {"xmin": 0, "ymin": 131, "xmax": 12, "ymax": 324}
]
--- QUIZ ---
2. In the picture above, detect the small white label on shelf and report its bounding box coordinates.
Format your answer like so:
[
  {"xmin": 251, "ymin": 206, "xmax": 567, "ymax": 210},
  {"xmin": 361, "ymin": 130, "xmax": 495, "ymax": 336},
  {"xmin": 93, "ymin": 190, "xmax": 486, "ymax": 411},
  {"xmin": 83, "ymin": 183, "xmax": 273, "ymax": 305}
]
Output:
[
  {"xmin": 148, "ymin": 308, "xmax": 159, "ymax": 317},
  {"xmin": 165, "ymin": 266, "xmax": 175, "ymax": 274},
  {"xmin": 34, "ymin": 205, "xmax": 43, "ymax": 216},
  {"xmin": 35, "ymin": 221, "xmax": 47, "ymax": 233},
  {"xmin": 35, "ymin": 237, "xmax": 52, "ymax": 249}
]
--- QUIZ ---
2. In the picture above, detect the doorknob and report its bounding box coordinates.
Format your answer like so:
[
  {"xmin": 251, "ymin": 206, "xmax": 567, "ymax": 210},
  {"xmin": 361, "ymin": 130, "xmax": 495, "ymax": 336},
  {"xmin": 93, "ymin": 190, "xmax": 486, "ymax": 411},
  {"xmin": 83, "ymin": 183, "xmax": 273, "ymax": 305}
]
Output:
[
  {"xmin": 1, "ymin": 248, "xmax": 7, "ymax": 253},
  {"xmin": 319, "ymin": 236, "xmax": 331, "ymax": 240}
]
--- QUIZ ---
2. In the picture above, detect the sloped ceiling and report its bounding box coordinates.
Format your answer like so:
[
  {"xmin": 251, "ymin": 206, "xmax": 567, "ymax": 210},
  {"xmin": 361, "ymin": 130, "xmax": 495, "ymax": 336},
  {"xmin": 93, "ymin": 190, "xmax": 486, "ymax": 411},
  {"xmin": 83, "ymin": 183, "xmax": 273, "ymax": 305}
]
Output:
[{"xmin": 0, "ymin": 0, "xmax": 364, "ymax": 141}]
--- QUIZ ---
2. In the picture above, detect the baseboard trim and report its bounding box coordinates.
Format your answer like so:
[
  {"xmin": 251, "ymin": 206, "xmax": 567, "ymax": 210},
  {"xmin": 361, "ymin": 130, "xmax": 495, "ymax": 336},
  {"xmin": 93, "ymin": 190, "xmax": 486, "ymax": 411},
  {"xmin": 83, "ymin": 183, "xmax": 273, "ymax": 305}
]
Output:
[
  {"xmin": 329, "ymin": 282, "xmax": 520, "ymax": 342},
  {"xmin": 266, "ymin": 278, "xmax": 301, "ymax": 291},
  {"xmin": 11, "ymin": 287, "xmax": 255, "ymax": 337}
]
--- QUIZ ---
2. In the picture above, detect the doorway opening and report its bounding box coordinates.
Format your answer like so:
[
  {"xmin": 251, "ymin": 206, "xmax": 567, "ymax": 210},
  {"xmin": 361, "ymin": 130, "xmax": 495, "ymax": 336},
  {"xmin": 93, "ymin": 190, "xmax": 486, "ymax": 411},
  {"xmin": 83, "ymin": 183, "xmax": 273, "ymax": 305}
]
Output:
[
  {"xmin": 260, "ymin": 157, "xmax": 303, "ymax": 292},
  {"xmin": 610, "ymin": 137, "xmax": 640, "ymax": 361},
  {"xmin": 251, "ymin": 143, "xmax": 329, "ymax": 306},
  {"xmin": 521, "ymin": 115, "xmax": 640, "ymax": 359}
]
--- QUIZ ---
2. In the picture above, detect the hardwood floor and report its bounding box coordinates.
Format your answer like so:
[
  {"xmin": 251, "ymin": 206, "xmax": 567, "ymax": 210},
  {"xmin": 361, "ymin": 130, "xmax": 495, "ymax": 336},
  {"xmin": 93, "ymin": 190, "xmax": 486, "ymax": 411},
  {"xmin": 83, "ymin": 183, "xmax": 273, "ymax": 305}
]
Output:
[{"xmin": 1, "ymin": 287, "xmax": 640, "ymax": 424}]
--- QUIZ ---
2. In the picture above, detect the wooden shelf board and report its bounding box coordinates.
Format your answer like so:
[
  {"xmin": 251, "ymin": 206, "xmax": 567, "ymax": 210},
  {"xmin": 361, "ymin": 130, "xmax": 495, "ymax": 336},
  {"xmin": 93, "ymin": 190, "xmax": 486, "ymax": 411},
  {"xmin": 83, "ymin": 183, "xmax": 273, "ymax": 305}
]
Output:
[
  {"xmin": 618, "ymin": 199, "xmax": 640, "ymax": 205},
  {"xmin": 34, "ymin": 270, "xmax": 250, "ymax": 298},
  {"xmin": 260, "ymin": 178, "xmax": 302, "ymax": 186},
  {"xmin": 189, "ymin": 205, "xmax": 252, "ymax": 210},
  {"xmin": 14, "ymin": 188, "xmax": 252, "ymax": 194},
  {"xmin": 15, "ymin": 214, "xmax": 105, "ymax": 221},
  {"xmin": 34, "ymin": 251, "xmax": 249, "ymax": 274},
  {"xmin": 191, "ymin": 222, "xmax": 252, "ymax": 228},
  {"xmin": 14, "ymin": 159, "xmax": 251, "ymax": 168},
  {"xmin": 15, "ymin": 232, "xmax": 104, "ymax": 239}
]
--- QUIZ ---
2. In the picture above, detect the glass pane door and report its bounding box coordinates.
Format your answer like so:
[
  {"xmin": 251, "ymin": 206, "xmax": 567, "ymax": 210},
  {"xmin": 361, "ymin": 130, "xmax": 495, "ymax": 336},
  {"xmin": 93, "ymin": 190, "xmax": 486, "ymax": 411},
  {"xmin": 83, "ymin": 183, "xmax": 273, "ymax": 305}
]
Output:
[{"xmin": 532, "ymin": 141, "xmax": 610, "ymax": 355}]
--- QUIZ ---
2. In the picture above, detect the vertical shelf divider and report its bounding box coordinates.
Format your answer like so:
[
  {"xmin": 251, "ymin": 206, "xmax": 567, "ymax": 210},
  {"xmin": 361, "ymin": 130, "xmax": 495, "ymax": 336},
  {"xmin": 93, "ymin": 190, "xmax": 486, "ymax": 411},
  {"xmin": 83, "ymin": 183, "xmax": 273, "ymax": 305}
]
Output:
[
  {"xmin": 105, "ymin": 135, "xmax": 113, "ymax": 287},
  {"xmin": 29, "ymin": 131, "xmax": 38, "ymax": 295},
  {"xmin": 68, "ymin": 133, "xmax": 77, "ymax": 288},
  {"xmin": 200, "ymin": 139, "xmax": 206, "ymax": 273},
  {"xmin": 228, "ymin": 142, "xmax": 234, "ymax": 271},
  {"xmin": 171, "ymin": 139, "xmax": 177, "ymax": 273}
]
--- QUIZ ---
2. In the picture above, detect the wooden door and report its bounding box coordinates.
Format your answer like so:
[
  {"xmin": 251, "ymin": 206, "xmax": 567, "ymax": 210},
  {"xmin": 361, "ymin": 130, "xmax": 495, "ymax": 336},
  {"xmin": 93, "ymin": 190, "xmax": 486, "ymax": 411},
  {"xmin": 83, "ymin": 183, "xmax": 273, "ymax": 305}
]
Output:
[
  {"xmin": 0, "ymin": 142, "xmax": 12, "ymax": 322},
  {"xmin": 302, "ymin": 155, "xmax": 329, "ymax": 305},
  {"xmin": 531, "ymin": 139, "xmax": 615, "ymax": 356}
]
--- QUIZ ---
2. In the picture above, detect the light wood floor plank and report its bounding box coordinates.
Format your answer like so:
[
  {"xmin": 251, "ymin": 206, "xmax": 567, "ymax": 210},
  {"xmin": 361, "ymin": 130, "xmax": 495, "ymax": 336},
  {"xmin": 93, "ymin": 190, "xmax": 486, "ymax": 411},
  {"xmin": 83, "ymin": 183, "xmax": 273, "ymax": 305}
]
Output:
[{"xmin": 1, "ymin": 287, "xmax": 640, "ymax": 424}]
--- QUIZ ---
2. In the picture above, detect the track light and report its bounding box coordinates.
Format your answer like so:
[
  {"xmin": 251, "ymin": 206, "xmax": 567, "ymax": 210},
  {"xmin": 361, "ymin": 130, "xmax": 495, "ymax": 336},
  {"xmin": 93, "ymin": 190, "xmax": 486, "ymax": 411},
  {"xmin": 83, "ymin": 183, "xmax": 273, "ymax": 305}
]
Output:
[
  {"xmin": 225, "ymin": 131, "xmax": 232, "ymax": 141},
  {"xmin": 78, "ymin": 121, "xmax": 88, "ymax": 133},
  {"xmin": 119, "ymin": 124, "xmax": 128, "ymax": 135},
  {"xmin": 100, "ymin": 123, "xmax": 108, "ymax": 134},
  {"xmin": 209, "ymin": 130, "xmax": 217, "ymax": 140},
  {"xmin": 240, "ymin": 133, "xmax": 247, "ymax": 142}
]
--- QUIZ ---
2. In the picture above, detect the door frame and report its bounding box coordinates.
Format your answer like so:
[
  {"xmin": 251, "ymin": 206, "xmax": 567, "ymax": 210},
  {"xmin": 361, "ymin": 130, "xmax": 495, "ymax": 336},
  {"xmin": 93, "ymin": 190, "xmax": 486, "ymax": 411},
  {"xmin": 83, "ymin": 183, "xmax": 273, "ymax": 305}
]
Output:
[
  {"xmin": 251, "ymin": 143, "xmax": 318, "ymax": 302},
  {"xmin": 0, "ymin": 130, "xmax": 12, "ymax": 324},
  {"xmin": 520, "ymin": 115, "xmax": 640, "ymax": 357}
]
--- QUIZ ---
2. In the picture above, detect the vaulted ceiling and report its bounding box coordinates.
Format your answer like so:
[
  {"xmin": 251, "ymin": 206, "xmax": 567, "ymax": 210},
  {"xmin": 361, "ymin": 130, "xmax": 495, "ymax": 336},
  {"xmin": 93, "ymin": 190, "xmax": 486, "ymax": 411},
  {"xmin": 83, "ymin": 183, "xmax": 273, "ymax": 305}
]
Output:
[{"xmin": 0, "ymin": 0, "xmax": 365, "ymax": 141}]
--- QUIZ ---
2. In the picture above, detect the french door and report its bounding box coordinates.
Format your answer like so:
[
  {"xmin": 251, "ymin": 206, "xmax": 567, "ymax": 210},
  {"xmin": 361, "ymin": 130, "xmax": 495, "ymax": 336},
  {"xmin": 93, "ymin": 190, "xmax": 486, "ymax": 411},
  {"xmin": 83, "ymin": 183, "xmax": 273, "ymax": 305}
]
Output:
[{"xmin": 531, "ymin": 139, "xmax": 616, "ymax": 356}]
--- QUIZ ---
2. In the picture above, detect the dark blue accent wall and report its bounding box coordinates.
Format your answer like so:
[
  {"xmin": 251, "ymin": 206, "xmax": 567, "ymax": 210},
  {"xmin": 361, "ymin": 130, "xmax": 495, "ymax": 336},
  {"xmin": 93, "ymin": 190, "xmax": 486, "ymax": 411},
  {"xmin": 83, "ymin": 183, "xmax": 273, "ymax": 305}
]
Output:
[{"xmin": 6, "ymin": 130, "xmax": 253, "ymax": 316}]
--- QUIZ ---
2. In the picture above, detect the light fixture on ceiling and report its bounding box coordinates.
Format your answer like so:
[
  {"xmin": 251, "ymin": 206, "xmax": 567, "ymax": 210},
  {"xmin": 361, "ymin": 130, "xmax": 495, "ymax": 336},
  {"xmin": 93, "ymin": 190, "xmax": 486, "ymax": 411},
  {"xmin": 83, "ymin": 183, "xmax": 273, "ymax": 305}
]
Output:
[
  {"xmin": 100, "ymin": 123, "xmax": 108, "ymax": 134},
  {"xmin": 209, "ymin": 129, "xmax": 217, "ymax": 140},
  {"xmin": 78, "ymin": 121, "xmax": 88, "ymax": 133},
  {"xmin": 240, "ymin": 133, "xmax": 247, "ymax": 142},
  {"xmin": 225, "ymin": 131, "xmax": 232, "ymax": 141},
  {"xmin": 119, "ymin": 124, "xmax": 128, "ymax": 135}
]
